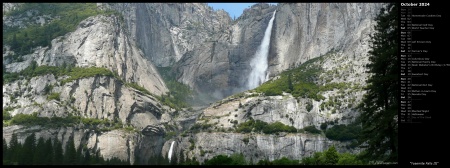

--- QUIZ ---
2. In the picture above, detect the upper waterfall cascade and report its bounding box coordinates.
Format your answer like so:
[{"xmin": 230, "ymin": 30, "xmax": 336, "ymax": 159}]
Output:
[{"xmin": 247, "ymin": 10, "xmax": 277, "ymax": 90}]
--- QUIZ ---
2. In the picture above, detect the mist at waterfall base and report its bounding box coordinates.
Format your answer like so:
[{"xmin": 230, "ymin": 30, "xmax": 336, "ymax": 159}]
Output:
[{"xmin": 246, "ymin": 10, "xmax": 276, "ymax": 90}]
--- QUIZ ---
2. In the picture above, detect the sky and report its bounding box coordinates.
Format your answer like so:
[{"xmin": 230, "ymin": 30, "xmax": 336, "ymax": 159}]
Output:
[{"xmin": 207, "ymin": 3, "xmax": 277, "ymax": 19}]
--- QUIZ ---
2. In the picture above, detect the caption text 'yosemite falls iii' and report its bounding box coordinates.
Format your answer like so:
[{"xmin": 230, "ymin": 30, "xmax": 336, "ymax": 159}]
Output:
[{"xmin": 3, "ymin": 3, "xmax": 398, "ymax": 165}]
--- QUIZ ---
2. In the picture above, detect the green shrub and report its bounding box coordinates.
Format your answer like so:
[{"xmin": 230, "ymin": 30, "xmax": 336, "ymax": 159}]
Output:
[
  {"xmin": 236, "ymin": 119, "xmax": 297, "ymax": 134},
  {"xmin": 125, "ymin": 82, "xmax": 151, "ymax": 95},
  {"xmin": 164, "ymin": 131, "xmax": 176, "ymax": 141},
  {"xmin": 4, "ymin": 64, "xmax": 116, "ymax": 86},
  {"xmin": 43, "ymin": 84, "xmax": 54, "ymax": 94},
  {"xmin": 11, "ymin": 113, "xmax": 51, "ymax": 126},
  {"xmin": 320, "ymin": 123, "xmax": 328, "ymax": 130},
  {"xmin": 306, "ymin": 102, "xmax": 313, "ymax": 112},
  {"xmin": 337, "ymin": 153, "xmax": 363, "ymax": 165},
  {"xmin": 303, "ymin": 125, "xmax": 321, "ymax": 134},
  {"xmin": 252, "ymin": 54, "xmax": 353, "ymax": 102},
  {"xmin": 3, "ymin": 106, "xmax": 16, "ymax": 112},
  {"xmin": 271, "ymin": 157, "xmax": 299, "ymax": 165},
  {"xmin": 204, "ymin": 155, "xmax": 233, "ymax": 165},
  {"xmin": 242, "ymin": 137, "xmax": 249, "ymax": 144},
  {"xmin": 3, "ymin": 110, "xmax": 12, "ymax": 120},
  {"xmin": 301, "ymin": 146, "xmax": 364, "ymax": 165},
  {"xmin": 189, "ymin": 139, "xmax": 195, "ymax": 150},
  {"xmin": 156, "ymin": 66, "xmax": 193, "ymax": 110},
  {"xmin": 204, "ymin": 154, "xmax": 247, "ymax": 165},
  {"xmin": 254, "ymin": 56, "xmax": 324, "ymax": 100},
  {"xmin": 62, "ymin": 67, "xmax": 114, "ymax": 84},
  {"xmin": 124, "ymin": 126, "xmax": 136, "ymax": 132},
  {"xmin": 190, "ymin": 123, "xmax": 212, "ymax": 133},
  {"xmin": 47, "ymin": 92, "xmax": 60, "ymax": 101},
  {"xmin": 200, "ymin": 150, "xmax": 206, "ymax": 157},
  {"xmin": 8, "ymin": 112, "xmax": 128, "ymax": 132},
  {"xmin": 325, "ymin": 123, "xmax": 361, "ymax": 141}
]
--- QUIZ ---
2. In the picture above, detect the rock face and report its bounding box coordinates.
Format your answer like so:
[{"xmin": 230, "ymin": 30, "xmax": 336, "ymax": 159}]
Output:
[
  {"xmin": 2, "ymin": 74, "xmax": 179, "ymax": 164},
  {"xmin": 3, "ymin": 74, "xmax": 172, "ymax": 128},
  {"xmin": 172, "ymin": 51, "xmax": 368, "ymax": 162},
  {"xmin": 269, "ymin": 3, "xmax": 381, "ymax": 76},
  {"xmin": 170, "ymin": 132, "xmax": 352, "ymax": 163},
  {"xmin": 174, "ymin": 4, "xmax": 277, "ymax": 100},
  {"xmin": 2, "ymin": 125, "xmax": 166, "ymax": 165},
  {"xmin": 2, "ymin": 3, "xmax": 23, "ymax": 14},
  {"xmin": 194, "ymin": 49, "xmax": 369, "ymax": 130},
  {"xmin": 3, "ymin": 4, "xmax": 178, "ymax": 164},
  {"xmin": 2, "ymin": 8, "xmax": 55, "ymax": 29},
  {"xmin": 101, "ymin": 3, "xmax": 232, "ymax": 67},
  {"xmin": 97, "ymin": 3, "xmax": 380, "ymax": 101},
  {"xmin": 101, "ymin": 3, "xmax": 278, "ymax": 100},
  {"xmin": 4, "ymin": 14, "xmax": 168, "ymax": 96},
  {"xmin": 148, "ymin": 3, "xmax": 379, "ymax": 101}
]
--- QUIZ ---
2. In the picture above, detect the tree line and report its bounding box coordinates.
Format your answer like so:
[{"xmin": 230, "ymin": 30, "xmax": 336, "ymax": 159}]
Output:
[
  {"xmin": 3, "ymin": 132, "xmax": 363, "ymax": 165},
  {"xmin": 3, "ymin": 133, "xmax": 129, "ymax": 165}
]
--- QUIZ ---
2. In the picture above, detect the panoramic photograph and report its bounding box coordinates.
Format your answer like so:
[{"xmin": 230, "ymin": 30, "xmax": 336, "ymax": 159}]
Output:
[{"xmin": 3, "ymin": 3, "xmax": 397, "ymax": 165}]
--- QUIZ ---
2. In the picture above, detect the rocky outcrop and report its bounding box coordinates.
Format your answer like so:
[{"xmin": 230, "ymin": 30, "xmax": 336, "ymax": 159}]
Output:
[
  {"xmin": 2, "ymin": 125, "xmax": 167, "ymax": 165},
  {"xmin": 97, "ymin": 3, "xmax": 380, "ymax": 102},
  {"xmin": 194, "ymin": 49, "xmax": 368, "ymax": 129},
  {"xmin": 3, "ymin": 11, "xmax": 179, "ymax": 163},
  {"xmin": 269, "ymin": 3, "xmax": 381, "ymax": 76},
  {"xmin": 100, "ymin": 3, "xmax": 280, "ymax": 100},
  {"xmin": 2, "ymin": 4, "xmax": 195, "ymax": 163},
  {"xmin": 2, "ymin": 3, "xmax": 23, "ymax": 15},
  {"xmin": 101, "ymin": 3, "xmax": 232, "ymax": 67},
  {"xmin": 173, "ymin": 3, "xmax": 381, "ymax": 101},
  {"xmin": 3, "ymin": 9, "xmax": 57, "ymax": 29},
  {"xmin": 2, "ymin": 72, "xmax": 200, "ymax": 164},
  {"xmin": 2, "ymin": 74, "xmax": 174, "ymax": 128},
  {"xmin": 173, "ymin": 50, "xmax": 368, "ymax": 162},
  {"xmin": 161, "ymin": 132, "xmax": 353, "ymax": 164},
  {"xmin": 174, "ymin": 4, "xmax": 277, "ymax": 99},
  {"xmin": 4, "ymin": 14, "xmax": 168, "ymax": 96},
  {"xmin": 142, "ymin": 125, "xmax": 165, "ymax": 136}
]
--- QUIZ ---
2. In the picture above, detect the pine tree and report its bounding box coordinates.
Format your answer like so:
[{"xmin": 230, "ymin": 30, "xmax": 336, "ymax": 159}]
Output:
[
  {"xmin": 3, "ymin": 138, "xmax": 9, "ymax": 162},
  {"xmin": 134, "ymin": 153, "xmax": 141, "ymax": 165},
  {"xmin": 287, "ymin": 73, "xmax": 293, "ymax": 92},
  {"xmin": 11, "ymin": 33, "xmax": 18, "ymax": 50},
  {"xmin": 83, "ymin": 149, "xmax": 91, "ymax": 165},
  {"xmin": 33, "ymin": 137, "xmax": 46, "ymax": 165},
  {"xmin": 170, "ymin": 151, "xmax": 178, "ymax": 165},
  {"xmin": 91, "ymin": 150, "xmax": 102, "ymax": 165},
  {"xmin": 20, "ymin": 133, "xmax": 36, "ymax": 165},
  {"xmin": 358, "ymin": 3, "xmax": 398, "ymax": 162},
  {"xmin": 91, "ymin": 150, "xmax": 99, "ymax": 164},
  {"xmin": 98, "ymin": 151, "xmax": 105, "ymax": 164},
  {"xmin": 44, "ymin": 138, "xmax": 54, "ymax": 164},
  {"xmin": 53, "ymin": 139, "xmax": 64, "ymax": 165},
  {"xmin": 63, "ymin": 136, "xmax": 77, "ymax": 164},
  {"xmin": 76, "ymin": 145, "xmax": 83, "ymax": 165},
  {"xmin": 9, "ymin": 133, "xmax": 20, "ymax": 164},
  {"xmin": 179, "ymin": 150, "xmax": 185, "ymax": 164},
  {"xmin": 324, "ymin": 146, "xmax": 339, "ymax": 165}
]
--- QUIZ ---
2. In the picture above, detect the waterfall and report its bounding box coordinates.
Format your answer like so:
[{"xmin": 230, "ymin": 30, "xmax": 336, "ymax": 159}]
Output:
[
  {"xmin": 168, "ymin": 141, "xmax": 175, "ymax": 162},
  {"xmin": 247, "ymin": 10, "xmax": 277, "ymax": 90}
]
